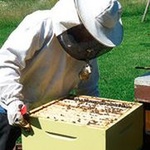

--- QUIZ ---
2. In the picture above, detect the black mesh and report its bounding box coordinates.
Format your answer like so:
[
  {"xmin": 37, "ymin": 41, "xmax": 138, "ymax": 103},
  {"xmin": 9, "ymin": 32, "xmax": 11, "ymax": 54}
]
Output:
[{"xmin": 57, "ymin": 24, "xmax": 112, "ymax": 61}]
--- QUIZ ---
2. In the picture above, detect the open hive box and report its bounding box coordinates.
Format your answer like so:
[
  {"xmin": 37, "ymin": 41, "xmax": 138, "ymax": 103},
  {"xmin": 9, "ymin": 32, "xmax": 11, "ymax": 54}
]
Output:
[{"xmin": 22, "ymin": 95, "xmax": 143, "ymax": 150}]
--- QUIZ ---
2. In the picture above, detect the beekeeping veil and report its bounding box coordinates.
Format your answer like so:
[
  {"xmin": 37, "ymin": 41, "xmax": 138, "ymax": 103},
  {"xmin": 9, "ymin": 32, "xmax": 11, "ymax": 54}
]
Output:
[{"xmin": 52, "ymin": 0, "xmax": 123, "ymax": 79}]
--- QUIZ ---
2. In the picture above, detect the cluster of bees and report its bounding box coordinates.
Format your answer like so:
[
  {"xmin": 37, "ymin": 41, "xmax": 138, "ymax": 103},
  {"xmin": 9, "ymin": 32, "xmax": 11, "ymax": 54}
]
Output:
[{"xmin": 32, "ymin": 97, "xmax": 135, "ymax": 127}]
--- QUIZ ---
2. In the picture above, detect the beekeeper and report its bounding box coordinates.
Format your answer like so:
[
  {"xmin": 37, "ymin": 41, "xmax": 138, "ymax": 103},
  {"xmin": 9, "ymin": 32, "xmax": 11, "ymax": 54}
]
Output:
[{"xmin": 0, "ymin": 0, "xmax": 123, "ymax": 149}]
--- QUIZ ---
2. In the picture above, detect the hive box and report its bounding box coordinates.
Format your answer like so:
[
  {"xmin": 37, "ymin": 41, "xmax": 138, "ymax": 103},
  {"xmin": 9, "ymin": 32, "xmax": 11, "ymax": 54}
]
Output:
[
  {"xmin": 134, "ymin": 73, "xmax": 150, "ymax": 131},
  {"xmin": 22, "ymin": 96, "xmax": 143, "ymax": 150},
  {"xmin": 134, "ymin": 73, "xmax": 150, "ymax": 103}
]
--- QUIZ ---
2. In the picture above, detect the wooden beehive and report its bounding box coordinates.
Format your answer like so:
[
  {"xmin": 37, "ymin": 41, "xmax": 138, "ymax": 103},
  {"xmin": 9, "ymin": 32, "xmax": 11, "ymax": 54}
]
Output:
[
  {"xmin": 22, "ymin": 96, "xmax": 143, "ymax": 150},
  {"xmin": 134, "ymin": 73, "xmax": 150, "ymax": 131}
]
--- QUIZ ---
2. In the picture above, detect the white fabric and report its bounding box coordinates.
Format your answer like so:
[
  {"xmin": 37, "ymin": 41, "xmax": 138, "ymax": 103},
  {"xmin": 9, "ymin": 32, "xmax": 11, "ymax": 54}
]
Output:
[
  {"xmin": 0, "ymin": 3, "xmax": 99, "ymax": 110},
  {"xmin": 7, "ymin": 100, "xmax": 24, "ymax": 125},
  {"xmin": 51, "ymin": 0, "xmax": 81, "ymax": 36},
  {"xmin": 74, "ymin": 0, "xmax": 123, "ymax": 47}
]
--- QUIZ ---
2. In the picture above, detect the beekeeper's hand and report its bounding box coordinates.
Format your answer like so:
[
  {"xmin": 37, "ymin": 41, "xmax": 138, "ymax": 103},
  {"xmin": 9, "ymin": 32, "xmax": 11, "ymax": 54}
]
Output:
[{"xmin": 7, "ymin": 100, "xmax": 27, "ymax": 126}]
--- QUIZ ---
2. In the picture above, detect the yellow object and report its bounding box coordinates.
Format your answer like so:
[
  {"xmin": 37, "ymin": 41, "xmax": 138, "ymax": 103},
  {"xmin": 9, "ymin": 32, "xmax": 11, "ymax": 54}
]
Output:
[{"xmin": 22, "ymin": 96, "xmax": 143, "ymax": 150}]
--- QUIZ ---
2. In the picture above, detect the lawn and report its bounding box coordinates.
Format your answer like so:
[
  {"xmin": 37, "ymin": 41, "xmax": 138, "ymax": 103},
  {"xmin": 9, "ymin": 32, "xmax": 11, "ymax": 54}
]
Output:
[
  {"xmin": 0, "ymin": 0, "xmax": 150, "ymax": 102},
  {"xmin": 98, "ymin": 0, "xmax": 150, "ymax": 101}
]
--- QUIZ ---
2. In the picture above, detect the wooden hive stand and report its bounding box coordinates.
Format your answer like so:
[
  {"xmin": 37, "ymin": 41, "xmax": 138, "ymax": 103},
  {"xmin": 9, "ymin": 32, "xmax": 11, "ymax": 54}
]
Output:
[{"xmin": 13, "ymin": 144, "xmax": 22, "ymax": 150}]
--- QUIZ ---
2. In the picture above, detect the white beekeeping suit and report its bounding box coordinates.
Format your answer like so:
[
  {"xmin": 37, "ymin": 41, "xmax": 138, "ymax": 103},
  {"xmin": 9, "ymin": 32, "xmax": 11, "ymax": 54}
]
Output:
[
  {"xmin": 0, "ymin": 0, "xmax": 100, "ymax": 112},
  {"xmin": 0, "ymin": 0, "xmax": 123, "ymax": 126}
]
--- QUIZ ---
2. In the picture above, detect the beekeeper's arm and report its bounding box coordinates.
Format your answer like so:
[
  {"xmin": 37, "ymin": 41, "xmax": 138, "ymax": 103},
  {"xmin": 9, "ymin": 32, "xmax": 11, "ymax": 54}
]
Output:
[{"xmin": 0, "ymin": 11, "xmax": 53, "ymax": 125}]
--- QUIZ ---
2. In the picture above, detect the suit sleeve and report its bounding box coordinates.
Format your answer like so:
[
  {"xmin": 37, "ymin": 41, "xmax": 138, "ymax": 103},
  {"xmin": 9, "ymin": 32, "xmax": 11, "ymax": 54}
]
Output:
[{"xmin": 0, "ymin": 11, "xmax": 53, "ymax": 109}]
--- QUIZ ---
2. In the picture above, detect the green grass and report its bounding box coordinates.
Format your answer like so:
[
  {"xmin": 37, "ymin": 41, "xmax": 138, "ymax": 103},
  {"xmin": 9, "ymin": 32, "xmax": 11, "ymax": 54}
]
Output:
[
  {"xmin": 0, "ymin": 0, "xmax": 150, "ymax": 102},
  {"xmin": 0, "ymin": 0, "xmax": 58, "ymax": 45},
  {"xmin": 98, "ymin": 0, "xmax": 150, "ymax": 101}
]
